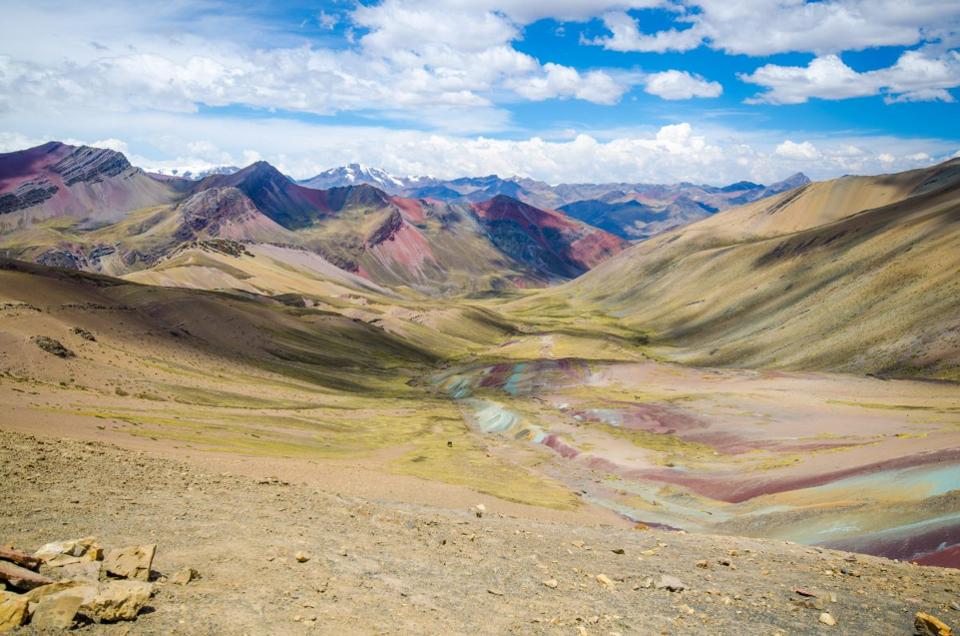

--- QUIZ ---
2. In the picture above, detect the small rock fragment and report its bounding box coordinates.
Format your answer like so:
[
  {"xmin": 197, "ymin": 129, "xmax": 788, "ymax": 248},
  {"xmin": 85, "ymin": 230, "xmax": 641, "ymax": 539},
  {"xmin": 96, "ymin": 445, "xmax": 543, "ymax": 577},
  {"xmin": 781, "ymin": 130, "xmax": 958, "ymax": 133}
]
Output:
[
  {"xmin": 487, "ymin": 588, "xmax": 504, "ymax": 596},
  {"xmin": 474, "ymin": 504, "xmax": 486, "ymax": 518},
  {"xmin": 819, "ymin": 612, "xmax": 836, "ymax": 627},
  {"xmin": 72, "ymin": 327, "xmax": 96, "ymax": 341},
  {"xmin": 35, "ymin": 537, "xmax": 102, "ymax": 562},
  {"xmin": 543, "ymin": 579, "xmax": 558, "ymax": 589},
  {"xmin": 169, "ymin": 568, "xmax": 197, "ymax": 585},
  {"xmin": 596, "ymin": 574, "xmax": 614, "ymax": 589},
  {"xmin": 295, "ymin": 552, "xmax": 310, "ymax": 563},
  {"xmin": 655, "ymin": 575, "xmax": 686, "ymax": 592},
  {"xmin": 611, "ymin": 548, "xmax": 625, "ymax": 555},
  {"xmin": 915, "ymin": 612, "xmax": 953, "ymax": 636}
]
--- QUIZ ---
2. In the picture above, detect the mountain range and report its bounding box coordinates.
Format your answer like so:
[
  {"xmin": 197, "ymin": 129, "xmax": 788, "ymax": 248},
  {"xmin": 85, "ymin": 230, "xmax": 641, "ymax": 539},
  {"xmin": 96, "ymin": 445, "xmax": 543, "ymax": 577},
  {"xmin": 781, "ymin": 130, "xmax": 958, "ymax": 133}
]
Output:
[
  {"xmin": 2, "ymin": 140, "xmax": 959, "ymax": 576},
  {"xmin": 299, "ymin": 163, "xmax": 810, "ymax": 240},
  {"xmin": 0, "ymin": 143, "xmax": 626, "ymax": 294}
]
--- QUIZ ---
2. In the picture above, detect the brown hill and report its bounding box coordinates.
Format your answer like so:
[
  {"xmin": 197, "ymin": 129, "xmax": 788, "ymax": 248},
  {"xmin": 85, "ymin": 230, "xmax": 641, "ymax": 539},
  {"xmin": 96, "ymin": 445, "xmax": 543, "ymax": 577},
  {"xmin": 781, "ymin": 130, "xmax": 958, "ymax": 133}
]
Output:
[{"xmin": 522, "ymin": 159, "xmax": 960, "ymax": 379}]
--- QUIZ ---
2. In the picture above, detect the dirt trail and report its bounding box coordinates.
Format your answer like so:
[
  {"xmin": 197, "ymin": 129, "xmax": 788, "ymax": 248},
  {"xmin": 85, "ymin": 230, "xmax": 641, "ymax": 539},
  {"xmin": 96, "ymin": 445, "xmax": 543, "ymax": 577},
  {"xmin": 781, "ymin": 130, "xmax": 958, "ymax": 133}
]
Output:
[{"xmin": 2, "ymin": 429, "xmax": 959, "ymax": 635}]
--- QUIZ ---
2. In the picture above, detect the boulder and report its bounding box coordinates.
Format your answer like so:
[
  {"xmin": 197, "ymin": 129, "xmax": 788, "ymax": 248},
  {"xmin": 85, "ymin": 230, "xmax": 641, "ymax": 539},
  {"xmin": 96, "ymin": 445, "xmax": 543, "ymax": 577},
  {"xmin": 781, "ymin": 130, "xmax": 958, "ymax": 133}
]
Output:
[
  {"xmin": 31, "ymin": 593, "xmax": 84, "ymax": 630},
  {"xmin": 0, "ymin": 592, "xmax": 28, "ymax": 633},
  {"xmin": 81, "ymin": 580, "xmax": 153, "ymax": 622},
  {"xmin": 28, "ymin": 580, "xmax": 152, "ymax": 623},
  {"xmin": 103, "ymin": 545, "xmax": 156, "ymax": 581},
  {"xmin": 47, "ymin": 560, "xmax": 102, "ymax": 582},
  {"xmin": 26, "ymin": 581, "xmax": 91, "ymax": 603}
]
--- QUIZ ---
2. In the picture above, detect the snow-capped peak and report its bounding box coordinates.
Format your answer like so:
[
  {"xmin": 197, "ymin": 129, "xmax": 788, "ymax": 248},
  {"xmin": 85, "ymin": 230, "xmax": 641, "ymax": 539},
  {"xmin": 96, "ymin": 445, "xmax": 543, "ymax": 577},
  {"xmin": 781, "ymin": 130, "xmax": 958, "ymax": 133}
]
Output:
[{"xmin": 300, "ymin": 163, "xmax": 417, "ymax": 192}]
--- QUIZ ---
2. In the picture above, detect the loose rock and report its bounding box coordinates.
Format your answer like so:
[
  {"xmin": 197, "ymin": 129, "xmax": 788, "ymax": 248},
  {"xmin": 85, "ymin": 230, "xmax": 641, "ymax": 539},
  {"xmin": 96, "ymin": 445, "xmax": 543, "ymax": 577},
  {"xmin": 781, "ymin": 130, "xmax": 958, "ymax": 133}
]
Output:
[
  {"xmin": 170, "ymin": 567, "xmax": 197, "ymax": 585},
  {"xmin": 915, "ymin": 611, "xmax": 953, "ymax": 636},
  {"xmin": 35, "ymin": 537, "xmax": 101, "ymax": 562},
  {"xmin": 30, "ymin": 593, "xmax": 83, "ymax": 630},
  {"xmin": 0, "ymin": 592, "xmax": 28, "ymax": 632},
  {"xmin": 103, "ymin": 544, "xmax": 156, "ymax": 581},
  {"xmin": 655, "ymin": 575, "xmax": 686, "ymax": 592},
  {"xmin": 819, "ymin": 612, "xmax": 836, "ymax": 626},
  {"xmin": 82, "ymin": 580, "xmax": 153, "ymax": 622},
  {"xmin": 72, "ymin": 327, "xmax": 96, "ymax": 341}
]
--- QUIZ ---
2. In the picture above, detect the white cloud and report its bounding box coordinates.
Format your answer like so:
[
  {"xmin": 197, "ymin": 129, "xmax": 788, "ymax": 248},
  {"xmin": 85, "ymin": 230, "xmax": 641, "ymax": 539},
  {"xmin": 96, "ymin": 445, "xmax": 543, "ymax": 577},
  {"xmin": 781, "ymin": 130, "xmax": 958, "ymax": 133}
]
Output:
[
  {"xmin": 0, "ymin": 1, "xmax": 651, "ymax": 134},
  {"xmin": 589, "ymin": 11, "xmax": 702, "ymax": 53},
  {"xmin": 643, "ymin": 70, "xmax": 722, "ymax": 100},
  {"xmin": 741, "ymin": 50, "xmax": 960, "ymax": 105},
  {"xmin": 3, "ymin": 110, "xmax": 953, "ymax": 186},
  {"xmin": 740, "ymin": 55, "xmax": 876, "ymax": 104},
  {"xmin": 589, "ymin": 0, "xmax": 960, "ymax": 56},
  {"xmin": 508, "ymin": 64, "xmax": 630, "ymax": 104},
  {"xmin": 775, "ymin": 140, "xmax": 821, "ymax": 160}
]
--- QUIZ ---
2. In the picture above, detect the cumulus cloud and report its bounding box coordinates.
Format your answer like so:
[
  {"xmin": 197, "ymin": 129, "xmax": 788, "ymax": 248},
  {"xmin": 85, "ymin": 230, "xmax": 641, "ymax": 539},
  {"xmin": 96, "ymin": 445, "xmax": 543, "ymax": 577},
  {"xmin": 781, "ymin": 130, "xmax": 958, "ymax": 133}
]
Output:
[
  {"xmin": 508, "ymin": 64, "xmax": 631, "ymax": 104},
  {"xmin": 643, "ymin": 70, "xmax": 722, "ymax": 100},
  {"xmin": 741, "ymin": 50, "xmax": 960, "ymax": 104},
  {"xmin": 589, "ymin": 0, "xmax": 960, "ymax": 56},
  {"xmin": 775, "ymin": 140, "xmax": 821, "ymax": 160},
  {"xmin": 2, "ymin": 110, "xmax": 952, "ymax": 186},
  {"xmin": 0, "ymin": 0, "xmax": 653, "ymax": 133},
  {"xmin": 589, "ymin": 11, "xmax": 702, "ymax": 53}
]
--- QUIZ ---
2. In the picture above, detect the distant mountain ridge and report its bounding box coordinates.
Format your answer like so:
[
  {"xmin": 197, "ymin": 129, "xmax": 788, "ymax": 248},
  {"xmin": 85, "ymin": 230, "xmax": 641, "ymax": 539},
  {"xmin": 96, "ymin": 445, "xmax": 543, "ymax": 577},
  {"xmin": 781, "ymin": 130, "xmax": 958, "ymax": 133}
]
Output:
[
  {"xmin": 0, "ymin": 142, "xmax": 626, "ymax": 294},
  {"xmin": 149, "ymin": 165, "xmax": 241, "ymax": 180},
  {"xmin": 300, "ymin": 163, "xmax": 433, "ymax": 192},
  {"xmin": 299, "ymin": 165, "xmax": 811, "ymax": 240}
]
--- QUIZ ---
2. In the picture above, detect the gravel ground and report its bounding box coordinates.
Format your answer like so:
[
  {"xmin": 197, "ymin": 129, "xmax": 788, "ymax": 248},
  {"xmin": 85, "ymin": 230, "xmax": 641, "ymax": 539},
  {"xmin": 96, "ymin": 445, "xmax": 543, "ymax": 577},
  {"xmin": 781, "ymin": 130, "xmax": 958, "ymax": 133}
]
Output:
[{"xmin": 2, "ymin": 429, "xmax": 958, "ymax": 635}]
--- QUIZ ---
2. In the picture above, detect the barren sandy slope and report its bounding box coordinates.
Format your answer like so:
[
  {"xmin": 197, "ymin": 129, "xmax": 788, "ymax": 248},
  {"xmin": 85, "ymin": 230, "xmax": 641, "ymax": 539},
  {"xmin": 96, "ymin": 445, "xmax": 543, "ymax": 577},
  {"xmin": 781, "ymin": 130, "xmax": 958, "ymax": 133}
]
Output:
[{"xmin": 3, "ymin": 429, "xmax": 959, "ymax": 635}]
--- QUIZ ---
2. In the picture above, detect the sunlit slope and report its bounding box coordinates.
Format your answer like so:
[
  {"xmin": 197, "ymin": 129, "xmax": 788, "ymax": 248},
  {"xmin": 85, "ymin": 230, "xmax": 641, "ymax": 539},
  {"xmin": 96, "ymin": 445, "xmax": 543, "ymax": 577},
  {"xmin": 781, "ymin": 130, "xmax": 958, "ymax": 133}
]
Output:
[
  {"xmin": 0, "ymin": 259, "xmax": 579, "ymax": 509},
  {"xmin": 528, "ymin": 160, "xmax": 960, "ymax": 379},
  {"xmin": 678, "ymin": 159, "xmax": 960, "ymax": 242}
]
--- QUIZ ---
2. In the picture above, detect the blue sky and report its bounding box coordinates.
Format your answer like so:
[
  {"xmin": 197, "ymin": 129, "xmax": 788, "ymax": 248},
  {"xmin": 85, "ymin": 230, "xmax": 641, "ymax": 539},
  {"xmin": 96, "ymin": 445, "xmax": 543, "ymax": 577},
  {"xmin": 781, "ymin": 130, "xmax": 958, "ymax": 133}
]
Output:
[{"xmin": 1, "ymin": 1, "xmax": 958, "ymax": 184}]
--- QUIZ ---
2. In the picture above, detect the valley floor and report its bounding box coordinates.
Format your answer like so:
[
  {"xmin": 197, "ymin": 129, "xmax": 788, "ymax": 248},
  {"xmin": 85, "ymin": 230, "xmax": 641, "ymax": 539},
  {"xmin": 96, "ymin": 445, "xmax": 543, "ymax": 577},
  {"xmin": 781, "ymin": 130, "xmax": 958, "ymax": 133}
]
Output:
[{"xmin": 2, "ymin": 428, "xmax": 959, "ymax": 635}]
